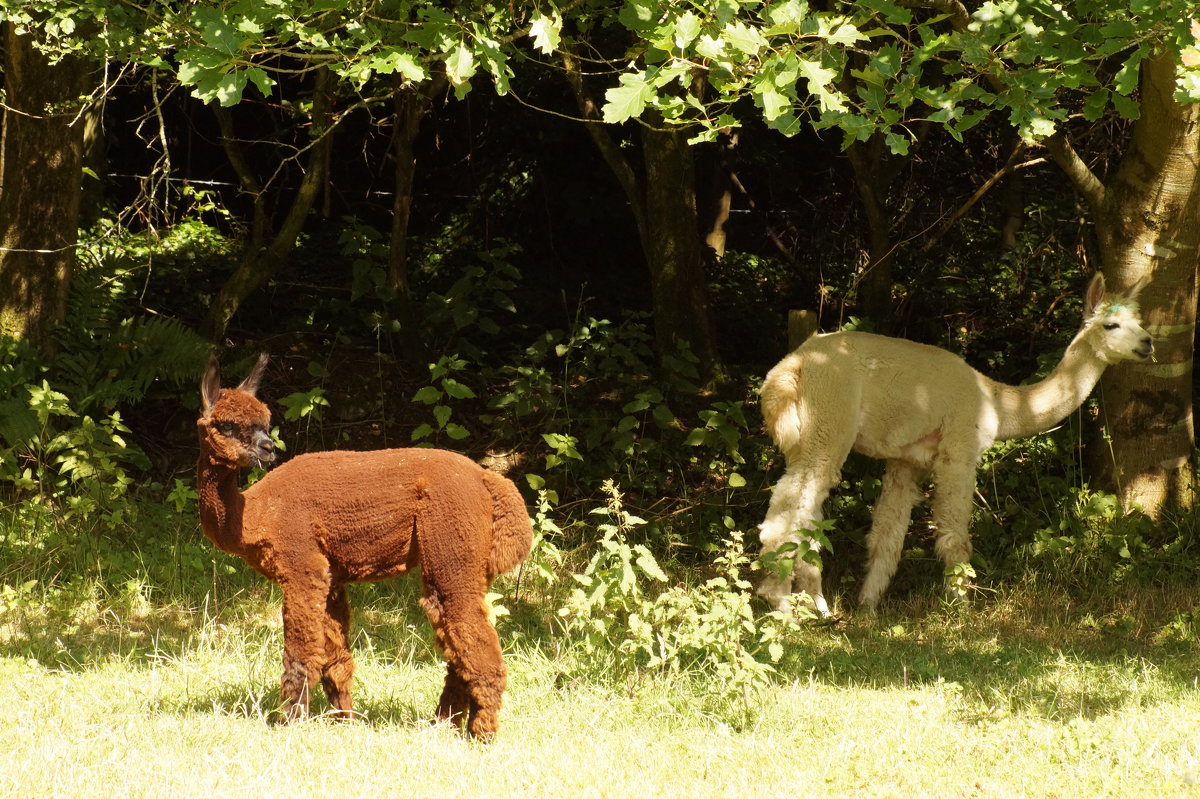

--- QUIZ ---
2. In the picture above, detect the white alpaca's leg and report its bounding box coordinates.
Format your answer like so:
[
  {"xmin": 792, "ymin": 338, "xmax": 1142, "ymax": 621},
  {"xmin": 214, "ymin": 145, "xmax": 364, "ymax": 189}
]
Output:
[
  {"xmin": 930, "ymin": 460, "xmax": 977, "ymax": 602},
  {"xmin": 858, "ymin": 460, "xmax": 925, "ymax": 614},
  {"xmin": 758, "ymin": 464, "xmax": 838, "ymax": 615}
]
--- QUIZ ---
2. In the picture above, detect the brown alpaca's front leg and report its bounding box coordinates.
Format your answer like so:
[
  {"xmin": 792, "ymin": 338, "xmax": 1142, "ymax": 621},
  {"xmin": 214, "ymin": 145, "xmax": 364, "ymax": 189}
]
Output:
[
  {"xmin": 320, "ymin": 586, "xmax": 356, "ymax": 719},
  {"xmin": 280, "ymin": 581, "xmax": 328, "ymax": 723}
]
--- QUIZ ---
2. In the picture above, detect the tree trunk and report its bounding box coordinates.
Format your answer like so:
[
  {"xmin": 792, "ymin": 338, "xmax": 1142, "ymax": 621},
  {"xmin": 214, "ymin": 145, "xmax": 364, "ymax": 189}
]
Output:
[
  {"xmin": 388, "ymin": 75, "xmax": 447, "ymax": 361},
  {"xmin": 560, "ymin": 52, "xmax": 722, "ymax": 380},
  {"xmin": 0, "ymin": 25, "xmax": 90, "ymax": 352},
  {"xmin": 846, "ymin": 135, "xmax": 898, "ymax": 330},
  {"xmin": 201, "ymin": 67, "xmax": 336, "ymax": 342},
  {"xmin": 1079, "ymin": 54, "xmax": 1200, "ymax": 515},
  {"xmin": 704, "ymin": 130, "xmax": 737, "ymax": 258},
  {"xmin": 641, "ymin": 123, "xmax": 722, "ymax": 379}
]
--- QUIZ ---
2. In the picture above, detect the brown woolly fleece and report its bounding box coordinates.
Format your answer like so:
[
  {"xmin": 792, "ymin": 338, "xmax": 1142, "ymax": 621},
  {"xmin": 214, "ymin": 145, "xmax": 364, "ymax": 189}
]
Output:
[{"xmin": 195, "ymin": 354, "xmax": 532, "ymax": 741}]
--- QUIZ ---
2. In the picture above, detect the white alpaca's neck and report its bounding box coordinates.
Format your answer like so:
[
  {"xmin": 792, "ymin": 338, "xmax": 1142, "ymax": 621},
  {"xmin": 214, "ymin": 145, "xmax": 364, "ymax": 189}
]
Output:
[{"xmin": 989, "ymin": 331, "xmax": 1109, "ymax": 441}]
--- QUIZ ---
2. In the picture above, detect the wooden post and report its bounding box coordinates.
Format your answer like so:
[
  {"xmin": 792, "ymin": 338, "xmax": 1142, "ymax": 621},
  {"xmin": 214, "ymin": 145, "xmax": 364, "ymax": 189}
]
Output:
[{"xmin": 788, "ymin": 309, "xmax": 818, "ymax": 351}]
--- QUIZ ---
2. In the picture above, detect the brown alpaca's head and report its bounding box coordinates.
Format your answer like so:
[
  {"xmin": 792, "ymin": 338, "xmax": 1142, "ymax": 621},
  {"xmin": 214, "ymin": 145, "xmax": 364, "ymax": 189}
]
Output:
[{"xmin": 199, "ymin": 354, "xmax": 277, "ymax": 469}]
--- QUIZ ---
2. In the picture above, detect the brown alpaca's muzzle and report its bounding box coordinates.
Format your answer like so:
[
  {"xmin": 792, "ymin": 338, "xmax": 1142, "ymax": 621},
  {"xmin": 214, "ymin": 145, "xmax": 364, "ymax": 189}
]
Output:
[{"xmin": 249, "ymin": 429, "xmax": 277, "ymax": 467}]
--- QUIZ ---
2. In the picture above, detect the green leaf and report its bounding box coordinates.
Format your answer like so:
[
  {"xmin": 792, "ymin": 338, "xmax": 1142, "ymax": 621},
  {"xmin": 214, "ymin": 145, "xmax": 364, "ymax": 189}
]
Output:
[
  {"xmin": 446, "ymin": 423, "xmax": 470, "ymax": 440},
  {"xmin": 884, "ymin": 132, "xmax": 911, "ymax": 155},
  {"xmin": 214, "ymin": 72, "xmax": 248, "ymax": 107},
  {"xmin": 413, "ymin": 386, "xmax": 442, "ymax": 404},
  {"xmin": 1114, "ymin": 50, "xmax": 1143, "ymax": 96},
  {"xmin": 529, "ymin": 12, "xmax": 561, "ymax": 54},
  {"xmin": 724, "ymin": 21, "xmax": 767, "ymax": 56},
  {"xmin": 728, "ymin": 472, "xmax": 747, "ymax": 488},
  {"xmin": 618, "ymin": 0, "xmax": 658, "ymax": 35},
  {"xmin": 674, "ymin": 11, "xmax": 702, "ymax": 48},
  {"xmin": 764, "ymin": 0, "xmax": 811, "ymax": 36},
  {"xmin": 603, "ymin": 73, "xmax": 653, "ymax": 123},
  {"xmin": 634, "ymin": 546, "xmax": 668, "ymax": 581},
  {"xmin": 441, "ymin": 379, "xmax": 476, "ymax": 399},
  {"xmin": 652, "ymin": 404, "xmax": 676, "ymax": 427},
  {"xmin": 824, "ymin": 22, "xmax": 864, "ymax": 47},
  {"xmin": 767, "ymin": 112, "xmax": 804, "ymax": 136},
  {"xmin": 445, "ymin": 43, "xmax": 477, "ymax": 86},
  {"xmin": 758, "ymin": 85, "xmax": 791, "ymax": 120},
  {"xmin": 245, "ymin": 67, "xmax": 273, "ymax": 98},
  {"xmin": 374, "ymin": 50, "xmax": 426, "ymax": 83}
]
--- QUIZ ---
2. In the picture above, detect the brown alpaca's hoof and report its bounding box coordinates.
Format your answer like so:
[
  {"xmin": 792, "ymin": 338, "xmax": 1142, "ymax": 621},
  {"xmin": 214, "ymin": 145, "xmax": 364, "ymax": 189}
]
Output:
[{"xmin": 467, "ymin": 708, "xmax": 499, "ymax": 743}]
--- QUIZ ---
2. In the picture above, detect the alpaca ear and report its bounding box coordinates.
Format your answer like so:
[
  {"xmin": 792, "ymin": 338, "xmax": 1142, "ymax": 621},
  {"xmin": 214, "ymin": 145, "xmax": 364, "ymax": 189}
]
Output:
[
  {"xmin": 237, "ymin": 353, "xmax": 270, "ymax": 396},
  {"xmin": 201, "ymin": 355, "xmax": 222, "ymax": 412},
  {"xmin": 1085, "ymin": 272, "xmax": 1106, "ymax": 314},
  {"xmin": 1128, "ymin": 274, "xmax": 1150, "ymax": 300}
]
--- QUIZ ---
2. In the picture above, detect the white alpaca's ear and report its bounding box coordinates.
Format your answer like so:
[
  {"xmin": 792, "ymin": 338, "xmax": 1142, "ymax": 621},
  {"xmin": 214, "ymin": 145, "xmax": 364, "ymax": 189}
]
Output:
[
  {"xmin": 201, "ymin": 355, "xmax": 222, "ymax": 412},
  {"xmin": 1128, "ymin": 274, "xmax": 1150, "ymax": 300},
  {"xmin": 238, "ymin": 353, "xmax": 270, "ymax": 397},
  {"xmin": 1085, "ymin": 272, "xmax": 1106, "ymax": 314}
]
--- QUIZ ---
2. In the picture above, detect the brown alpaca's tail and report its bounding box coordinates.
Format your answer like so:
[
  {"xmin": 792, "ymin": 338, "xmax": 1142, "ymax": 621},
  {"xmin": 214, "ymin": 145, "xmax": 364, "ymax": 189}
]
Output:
[
  {"xmin": 481, "ymin": 469, "xmax": 533, "ymax": 578},
  {"xmin": 760, "ymin": 350, "xmax": 805, "ymax": 456}
]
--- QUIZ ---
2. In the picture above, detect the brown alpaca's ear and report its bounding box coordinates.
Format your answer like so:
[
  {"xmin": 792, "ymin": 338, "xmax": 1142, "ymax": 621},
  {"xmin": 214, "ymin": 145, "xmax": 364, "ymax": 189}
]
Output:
[
  {"xmin": 1085, "ymin": 272, "xmax": 1106, "ymax": 314},
  {"xmin": 201, "ymin": 355, "xmax": 222, "ymax": 412},
  {"xmin": 238, "ymin": 353, "xmax": 270, "ymax": 397}
]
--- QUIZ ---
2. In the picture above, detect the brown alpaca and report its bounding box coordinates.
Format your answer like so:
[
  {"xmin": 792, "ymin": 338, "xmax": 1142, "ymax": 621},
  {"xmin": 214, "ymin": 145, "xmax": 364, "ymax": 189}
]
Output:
[{"xmin": 195, "ymin": 354, "xmax": 532, "ymax": 740}]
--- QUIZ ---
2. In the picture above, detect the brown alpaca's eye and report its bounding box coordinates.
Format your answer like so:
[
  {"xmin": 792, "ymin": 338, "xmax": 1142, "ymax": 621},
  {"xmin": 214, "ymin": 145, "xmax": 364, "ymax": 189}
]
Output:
[{"xmin": 217, "ymin": 422, "xmax": 236, "ymax": 435}]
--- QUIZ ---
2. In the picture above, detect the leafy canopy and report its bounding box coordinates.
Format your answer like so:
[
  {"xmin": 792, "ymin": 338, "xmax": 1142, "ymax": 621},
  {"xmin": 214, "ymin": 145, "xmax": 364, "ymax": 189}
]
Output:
[
  {"xmin": 2, "ymin": 0, "xmax": 1197, "ymax": 143},
  {"xmin": 544, "ymin": 0, "xmax": 1200, "ymax": 149}
]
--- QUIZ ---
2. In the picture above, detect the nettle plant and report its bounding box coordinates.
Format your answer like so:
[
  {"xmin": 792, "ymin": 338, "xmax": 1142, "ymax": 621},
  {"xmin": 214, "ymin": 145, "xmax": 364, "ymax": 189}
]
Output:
[
  {"xmin": 557, "ymin": 481, "xmax": 806, "ymax": 696},
  {"xmin": 411, "ymin": 355, "xmax": 477, "ymax": 444}
]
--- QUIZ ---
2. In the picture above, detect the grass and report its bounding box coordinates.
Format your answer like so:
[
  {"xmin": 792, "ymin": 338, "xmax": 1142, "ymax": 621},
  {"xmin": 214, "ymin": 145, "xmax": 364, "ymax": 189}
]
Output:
[{"xmin": 0, "ymin": 570, "xmax": 1198, "ymax": 798}]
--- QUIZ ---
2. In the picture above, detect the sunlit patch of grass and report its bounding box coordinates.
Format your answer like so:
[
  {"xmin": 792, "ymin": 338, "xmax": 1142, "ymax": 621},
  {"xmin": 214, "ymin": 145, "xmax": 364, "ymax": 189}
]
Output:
[{"xmin": 0, "ymin": 552, "xmax": 1198, "ymax": 796}]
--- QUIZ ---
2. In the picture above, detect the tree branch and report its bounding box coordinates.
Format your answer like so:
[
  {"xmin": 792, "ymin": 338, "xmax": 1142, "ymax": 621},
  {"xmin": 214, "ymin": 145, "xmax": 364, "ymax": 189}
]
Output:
[
  {"xmin": 560, "ymin": 49, "xmax": 649, "ymax": 250},
  {"xmin": 922, "ymin": 141, "xmax": 1046, "ymax": 251},
  {"xmin": 1044, "ymin": 131, "xmax": 1107, "ymax": 214}
]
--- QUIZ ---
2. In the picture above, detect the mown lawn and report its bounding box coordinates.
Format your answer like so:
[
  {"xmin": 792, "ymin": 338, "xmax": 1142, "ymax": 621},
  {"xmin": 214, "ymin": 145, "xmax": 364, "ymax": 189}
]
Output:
[{"xmin": 1, "ymin": 577, "xmax": 1197, "ymax": 798}]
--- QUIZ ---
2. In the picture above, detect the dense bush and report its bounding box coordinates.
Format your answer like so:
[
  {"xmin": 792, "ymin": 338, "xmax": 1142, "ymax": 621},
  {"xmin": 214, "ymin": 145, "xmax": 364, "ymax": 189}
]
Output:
[{"xmin": 2, "ymin": 204, "xmax": 1198, "ymax": 696}]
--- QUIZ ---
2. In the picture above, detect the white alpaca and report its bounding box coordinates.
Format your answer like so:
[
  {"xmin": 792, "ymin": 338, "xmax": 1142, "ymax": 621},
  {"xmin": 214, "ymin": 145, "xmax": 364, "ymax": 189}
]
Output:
[{"xmin": 757, "ymin": 273, "xmax": 1153, "ymax": 615}]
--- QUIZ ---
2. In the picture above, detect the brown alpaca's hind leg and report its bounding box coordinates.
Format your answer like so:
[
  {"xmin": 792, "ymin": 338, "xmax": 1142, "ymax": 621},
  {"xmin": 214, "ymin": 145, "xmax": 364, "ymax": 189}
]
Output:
[
  {"xmin": 279, "ymin": 580, "xmax": 329, "ymax": 723},
  {"xmin": 435, "ymin": 667, "xmax": 471, "ymax": 728},
  {"xmin": 420, "ymin": 584, "xmax": 508, "ymax": 742},
  {"xmin": 320, "ymin": 586, "xmax": 355, "ymax": 719}
]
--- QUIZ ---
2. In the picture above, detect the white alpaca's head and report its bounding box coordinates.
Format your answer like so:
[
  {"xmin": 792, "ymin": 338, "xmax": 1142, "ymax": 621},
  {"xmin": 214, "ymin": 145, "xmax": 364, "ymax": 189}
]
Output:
[{"xmin": 1079, "ymin": 273, "xmax": 1154, "ymax": 364}]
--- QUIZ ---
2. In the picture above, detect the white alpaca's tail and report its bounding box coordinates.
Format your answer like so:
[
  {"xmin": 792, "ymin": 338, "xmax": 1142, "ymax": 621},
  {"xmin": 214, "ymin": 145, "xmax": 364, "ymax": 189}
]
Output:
[{"xmin": 760, "ymin": 350, "xmax": 805, "ymax": 457}]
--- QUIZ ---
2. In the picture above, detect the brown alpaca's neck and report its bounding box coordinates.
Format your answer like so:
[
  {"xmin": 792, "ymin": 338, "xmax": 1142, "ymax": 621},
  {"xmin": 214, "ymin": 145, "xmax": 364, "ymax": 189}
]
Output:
[
  {"xmin": 990, "ymin": 331, "xmax": 1109, "ymax": 441},
  {"xmin": 196, "ymin": 450, "xmax": 247, "ymax": 556}
]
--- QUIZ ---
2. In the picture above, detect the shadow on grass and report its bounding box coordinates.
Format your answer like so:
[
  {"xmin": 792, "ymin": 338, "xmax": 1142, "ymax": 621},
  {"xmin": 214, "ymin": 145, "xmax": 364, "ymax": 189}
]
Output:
[
  {"xmin": 2, "ymin": 565, "xmax": 1197, "ymax": 726},
  {"xmin": 777, "ymin": 578, "xmax": 1200, "ymax": 720},
  {"xmin": 156, "ymin": 679, "xmax": 437, "ymax": 729}
]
